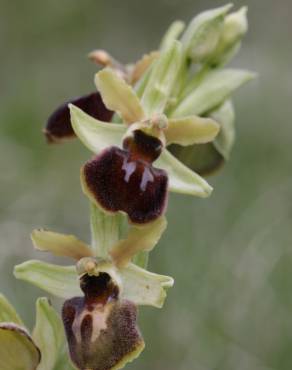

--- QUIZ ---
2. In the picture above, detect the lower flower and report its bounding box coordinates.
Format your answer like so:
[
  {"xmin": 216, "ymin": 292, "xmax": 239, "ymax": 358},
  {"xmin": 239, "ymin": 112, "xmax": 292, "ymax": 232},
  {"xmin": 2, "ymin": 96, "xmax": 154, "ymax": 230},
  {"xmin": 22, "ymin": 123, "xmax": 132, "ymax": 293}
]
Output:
[{"xmin": 62, "ymin": 272, "xmax": 144, "ymax": 370}]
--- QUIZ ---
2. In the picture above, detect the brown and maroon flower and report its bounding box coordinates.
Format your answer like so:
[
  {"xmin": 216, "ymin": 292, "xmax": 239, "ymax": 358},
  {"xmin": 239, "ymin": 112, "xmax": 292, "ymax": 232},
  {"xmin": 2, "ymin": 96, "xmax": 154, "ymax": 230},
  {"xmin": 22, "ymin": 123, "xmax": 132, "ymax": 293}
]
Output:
[
  {"xmin": 62, "ymin": 272, "xmax": 144, "ymax": 370},
  {"xmin": 70, "ymin": 67, "xmax": 218, "ymax": 224}
]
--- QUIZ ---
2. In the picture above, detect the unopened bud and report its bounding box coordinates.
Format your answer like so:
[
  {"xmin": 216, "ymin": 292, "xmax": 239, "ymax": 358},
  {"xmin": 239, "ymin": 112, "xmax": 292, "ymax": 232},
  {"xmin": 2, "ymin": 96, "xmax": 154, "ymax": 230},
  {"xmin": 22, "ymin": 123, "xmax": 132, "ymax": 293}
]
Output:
[
  {"xmin": 209, "ymin": 7, "xmax": 248, "ymax": 67},
  {"xmin": 181, "ymin": 4, "xmax": 232, "ymax": 63}
]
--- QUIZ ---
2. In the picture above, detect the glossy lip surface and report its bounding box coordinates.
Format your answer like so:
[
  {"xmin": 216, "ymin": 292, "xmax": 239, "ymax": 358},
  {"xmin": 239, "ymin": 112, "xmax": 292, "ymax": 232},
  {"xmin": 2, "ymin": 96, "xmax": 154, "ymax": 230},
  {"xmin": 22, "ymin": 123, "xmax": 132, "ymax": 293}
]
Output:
[{"xmin": 83, "ymin": 146, "xmax": 168, "ymax": 224}]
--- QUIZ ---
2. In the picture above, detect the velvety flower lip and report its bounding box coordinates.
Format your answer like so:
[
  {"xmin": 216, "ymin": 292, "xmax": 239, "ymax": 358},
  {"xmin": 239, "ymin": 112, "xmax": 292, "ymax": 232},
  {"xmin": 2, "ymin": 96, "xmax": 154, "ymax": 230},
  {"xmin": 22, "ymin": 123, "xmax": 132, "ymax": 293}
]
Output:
[
  {"xmin": 62, "ymin": 272, "xmax": 144, "ymax": 370},
  {"xmin": 45, "ymin": 92, "xmax": 113, "ymax": 143},
  {"xmin": 82, "ymin": 146, "xmax": 168, "ymax": 224}
]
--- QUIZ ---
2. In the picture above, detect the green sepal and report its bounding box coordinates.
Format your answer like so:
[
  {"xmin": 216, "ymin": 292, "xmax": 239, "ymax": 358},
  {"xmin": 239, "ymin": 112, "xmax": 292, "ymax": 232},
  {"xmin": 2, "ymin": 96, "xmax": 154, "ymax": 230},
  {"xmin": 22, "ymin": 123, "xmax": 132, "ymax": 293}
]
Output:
[
  {"xmin": 155, "ymin": 149, "xmax": 213, "ymax": 197},
  {"xmin": 70, "ymin": 104, "xmax": 126, "ymax": 153},
  {"xmin": 119, "ymin": 263, "xmax": 174, "ymax": 308},
  {"xmin": 14, "ymin": 260, "xmax": 81, "ymax": 299}
]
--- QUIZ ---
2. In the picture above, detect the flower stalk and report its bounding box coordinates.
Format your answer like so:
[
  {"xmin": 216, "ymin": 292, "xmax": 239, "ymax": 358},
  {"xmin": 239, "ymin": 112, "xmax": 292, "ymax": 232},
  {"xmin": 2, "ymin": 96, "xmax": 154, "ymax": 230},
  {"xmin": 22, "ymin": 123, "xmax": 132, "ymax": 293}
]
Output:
[{"xmin": 0, "ymin": 4, "xmax": 255, "ymax": 370}]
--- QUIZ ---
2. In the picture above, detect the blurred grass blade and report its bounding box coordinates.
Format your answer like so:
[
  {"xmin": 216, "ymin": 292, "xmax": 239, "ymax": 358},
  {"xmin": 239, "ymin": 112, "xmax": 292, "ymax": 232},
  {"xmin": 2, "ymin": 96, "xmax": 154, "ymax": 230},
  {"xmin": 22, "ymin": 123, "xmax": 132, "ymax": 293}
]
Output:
[{"xmin": 14, "ymin": 260, "xmax": 81, "ymax": 299}]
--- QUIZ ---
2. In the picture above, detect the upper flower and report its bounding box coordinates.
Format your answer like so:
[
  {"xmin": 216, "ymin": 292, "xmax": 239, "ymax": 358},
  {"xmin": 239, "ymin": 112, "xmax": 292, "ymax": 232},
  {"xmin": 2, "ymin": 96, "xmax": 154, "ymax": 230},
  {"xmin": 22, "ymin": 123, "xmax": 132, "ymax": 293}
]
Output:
[{"xmin": 70, "ymin": 41, "xmax": 220, "ymax": 224}]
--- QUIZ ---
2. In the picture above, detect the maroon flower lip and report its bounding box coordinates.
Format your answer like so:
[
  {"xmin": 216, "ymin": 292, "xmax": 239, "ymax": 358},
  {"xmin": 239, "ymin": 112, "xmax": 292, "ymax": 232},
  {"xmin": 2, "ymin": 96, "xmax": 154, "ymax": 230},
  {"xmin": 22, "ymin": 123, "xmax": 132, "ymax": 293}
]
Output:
[
  {"xmin": 45, "ymin": 92, "xmax": 113, "ymax": 143},
  {"xmin": 62, "ymin": 273, "xmax": 144, "ymax": 370},
  {"xmin": 82, "ymin": 145, "xmax": 168, "ymax": 224}
]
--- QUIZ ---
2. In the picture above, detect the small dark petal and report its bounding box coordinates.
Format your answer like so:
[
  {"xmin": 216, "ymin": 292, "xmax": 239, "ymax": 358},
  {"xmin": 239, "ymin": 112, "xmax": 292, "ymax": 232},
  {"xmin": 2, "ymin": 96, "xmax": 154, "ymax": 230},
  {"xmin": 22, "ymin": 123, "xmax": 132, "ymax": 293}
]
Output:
[
  {"xmin": 168, "ymin": 142, "xmax": 224, "ymax": 176},
  {"xmin": 123, "ymin": 130, "xmax": 163, "ymax": 163},
  {"xmin": 83, "ymin": 147, "xmax": 168, "ymax": 224},
  {"xmin": 45, "ymin": 92, "xmax": 114, "ymax": 143}
]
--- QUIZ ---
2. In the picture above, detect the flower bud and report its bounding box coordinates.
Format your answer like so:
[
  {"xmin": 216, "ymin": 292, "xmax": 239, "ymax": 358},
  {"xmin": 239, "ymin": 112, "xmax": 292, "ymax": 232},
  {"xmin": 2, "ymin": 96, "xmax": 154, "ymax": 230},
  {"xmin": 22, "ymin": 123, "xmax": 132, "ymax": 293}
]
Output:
[
  {"xmin": 181, "ymin": 4, "xmax": 232, "ymax": 63},
  {"xmin": 209, "ymin": 7, "xmax": 248, "ymax": 67},
  {"xmin": 62, "ymin": 273, "xmax": 144, "ymax": 370}
]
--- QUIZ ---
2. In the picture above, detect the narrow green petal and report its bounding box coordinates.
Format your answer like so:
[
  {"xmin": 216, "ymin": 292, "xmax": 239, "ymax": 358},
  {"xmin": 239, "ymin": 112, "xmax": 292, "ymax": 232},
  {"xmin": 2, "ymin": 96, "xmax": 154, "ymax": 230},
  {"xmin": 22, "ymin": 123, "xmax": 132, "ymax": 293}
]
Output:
[
  {"xmin": 212, "ymin": 99, "xmax": 235, "ymax": 159},
  {"xmin": 0, "ymin": 323, "xmax": 40, "ymax": 370},
  {"xmin": 110, "ymin": 216, "xmax": 167, "ymax": 267},
  {"xmin": 33, "ymin": 298, "xmax": 74, "ymax": 370},
  {"xmin": 31, "ymin": 229, "xmax": 93, "ymax": 260},
  {"xmin": 70, "ymin": 104, "xmax": 126, "ymax": 153},
  {"xmin": 0, "ymin": 294, "xmax": 23, "ymax": 325},
  {"xmin": 166, "ymin": 115, "xmax": 220, "ymax": 146},
  {"xmin": 95, "ymin": 68, "xmax": 145, "ymax": 124},
  {"xmin": 172, "ymin": 69, "xmax": 256, "ymax": 117},
  {"xmin": 120, "ymin": 263, "xmax": 174, "ymax": 308},
  {"xmin": 14, "ymin": 260, "xmax": 81, "ymax": 299},
  {"xmin": 155, "ymin": 149, "xmax": 213, "ymax": 197}
]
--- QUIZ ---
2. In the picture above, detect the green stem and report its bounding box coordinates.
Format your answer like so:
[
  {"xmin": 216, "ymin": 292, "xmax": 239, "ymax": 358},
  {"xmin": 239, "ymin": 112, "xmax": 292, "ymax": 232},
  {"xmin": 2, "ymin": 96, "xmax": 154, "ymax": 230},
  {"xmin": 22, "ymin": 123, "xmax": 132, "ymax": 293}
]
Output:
[
  {"xmin": 90, "ymin": 203, "xmax": 126, "ymax": 258},
  {"xmin": 132, "ymin": 251, "xmax": 149, "ymax": 269}
]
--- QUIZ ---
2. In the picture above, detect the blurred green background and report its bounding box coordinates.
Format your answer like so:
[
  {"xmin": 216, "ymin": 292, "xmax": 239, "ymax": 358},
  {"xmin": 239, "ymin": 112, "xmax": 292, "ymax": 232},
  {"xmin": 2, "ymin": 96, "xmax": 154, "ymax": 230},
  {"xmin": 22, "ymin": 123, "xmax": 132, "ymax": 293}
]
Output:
[{"xmin": 1, "ymin": 0, "xmax": 292, "ymax": 369}]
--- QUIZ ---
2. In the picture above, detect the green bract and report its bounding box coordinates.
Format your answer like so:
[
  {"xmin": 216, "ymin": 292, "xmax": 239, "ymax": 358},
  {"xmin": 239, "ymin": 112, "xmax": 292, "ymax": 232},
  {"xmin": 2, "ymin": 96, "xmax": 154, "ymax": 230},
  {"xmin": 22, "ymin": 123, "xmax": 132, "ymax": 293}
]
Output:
[{"xmin": 0, "ymin": 294, "xmax": 74, "ymax": 370}]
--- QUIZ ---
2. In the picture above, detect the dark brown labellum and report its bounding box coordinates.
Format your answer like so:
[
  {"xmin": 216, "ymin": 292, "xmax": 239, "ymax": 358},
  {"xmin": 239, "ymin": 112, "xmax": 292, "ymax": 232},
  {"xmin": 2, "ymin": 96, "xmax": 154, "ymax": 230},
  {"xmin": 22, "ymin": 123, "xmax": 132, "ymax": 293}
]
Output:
[
  {"xmin": 123, "ymin": 130, "xmax": 163, "ymax": 163},
  {"xmin": 82, "ymin": 146, "xmax": 168, "ymax": 224},
  {"xmin": 62, "ymin": 273, "xmax": 144, "ymax": 370},
  {"xmin": 45, "ymin": 92, "xmax": 113, "ymax": 143}
]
